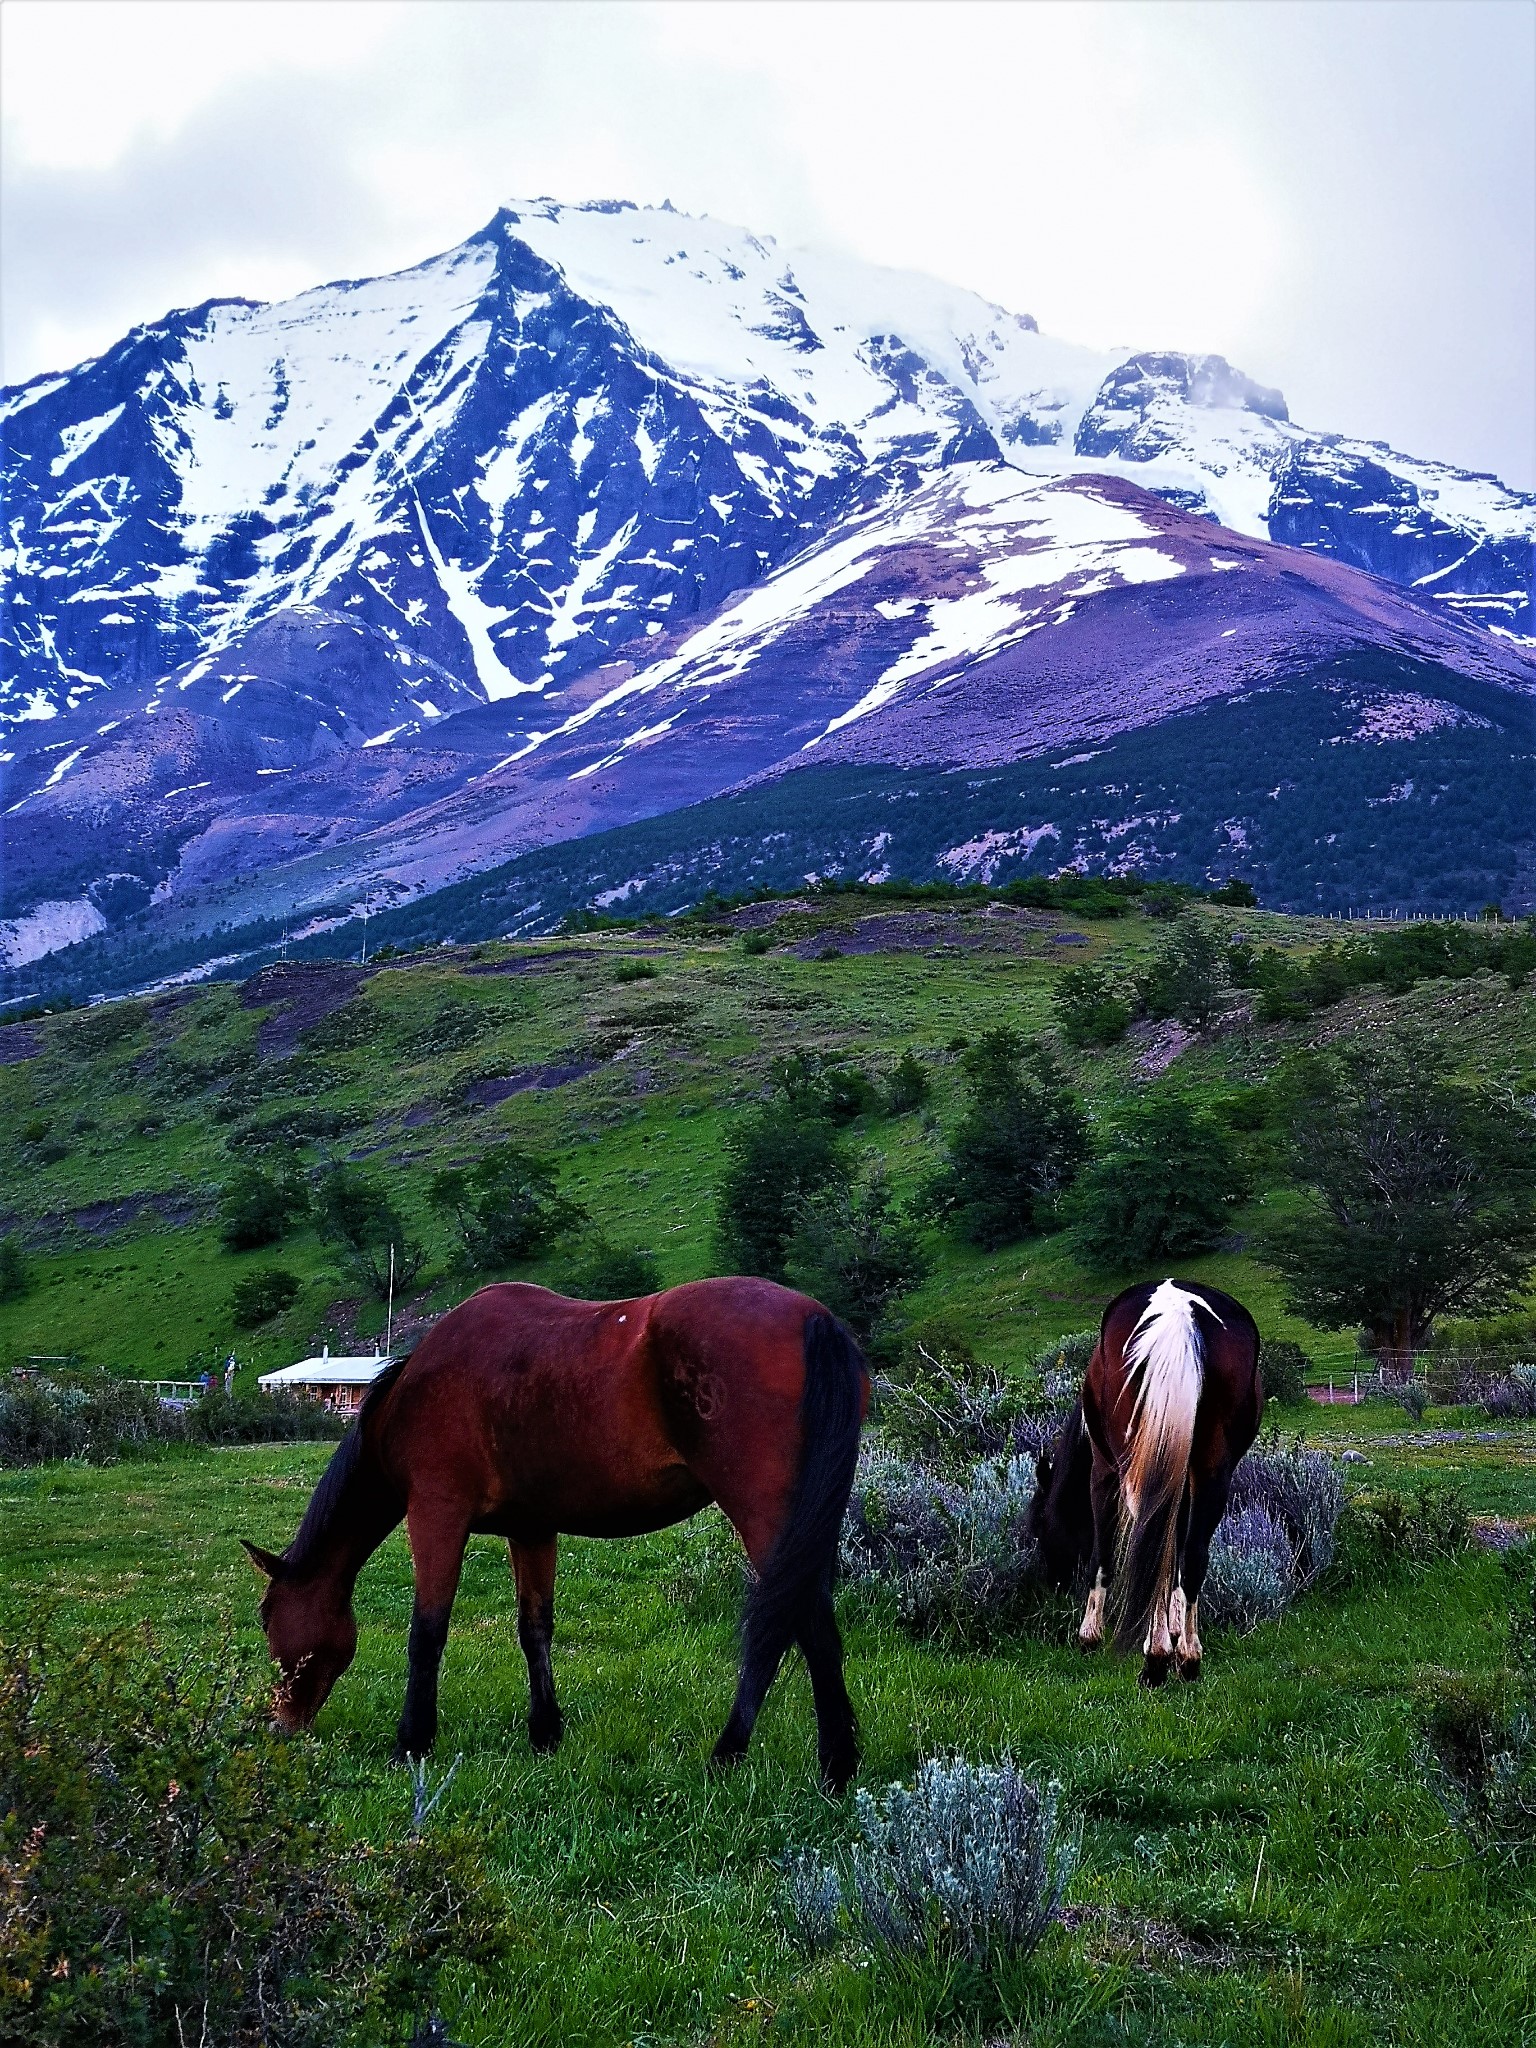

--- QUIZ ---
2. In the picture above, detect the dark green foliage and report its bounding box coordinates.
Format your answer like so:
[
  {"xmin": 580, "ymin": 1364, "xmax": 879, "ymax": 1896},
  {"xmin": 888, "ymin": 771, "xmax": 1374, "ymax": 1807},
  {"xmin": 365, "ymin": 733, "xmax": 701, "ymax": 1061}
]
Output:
[
  {"xmin": 1258, "ymin": 1337, "xmax": 1312, "ymax": 1406},
  {"xmin": 230, "ymin": 1267, "xmax": 302, "ymax": 1327},
  {"xmin": 1066, "ymin": 1094, "xmax": 1249, "ymax": 1266},
  {"xmin": 0, "ymin": 1236, "xmax": 30, "ymax": 1305},
  {"xmin": 316, "ymin": 1165, "xmax": 428, "ymax": 1298},
  {"xmin": 1210, "ymin": 878, "xmax": 1258, "ymax": 906},
  {"xmin": 428, "ymin": 1145, "xmax": 584, "ymax": 1272},
  {"xmin": 741, "ymin": 928, "xmax": 774, "ymax": 956},
  {"xmin": 712, "ymin": 1105, "xmax": 846, "ymax": 1282},
  {"xmin": 1138, "ymin": 912, "xmax": 1229, "ymax": 1028},
  {"xmin": 0, "ymin": 1373, "xmax": 344, "ymax": 1467},
  {"xmin": 59, "ymin": 1001, "xmax": 149, "ymax": 1055},
  {"xmin": 1050, "ymin": 964, "xmax": 1134, "ymax": 1048},
  {"xmin": 930, "ymin": 1030, "xmax": 1090, "ymax": 1249},
  {"xmin": 874, "ymin": 1346, "xmax": 1034, "ymax": 1469},
  {"xmin": 784, "ymin": 1158, "xmax": 928, "ymax": 1342},
  {"xmin": 557, "ymin": 1237, "xmax": 662, "ymax": 1300},
  {"xmin": 218, "ymin": 1163, "xmax": 309, "ymax": 1252},
  {"xmin": 1001, "ymin": 873, "xmax": 1133, "ymax": 918},
  {"xmin": 1334, "ymin": 1482, "xmax": 1472, "ymax": 1583},
  {"xmin": 882, "ymin": 1048, "xmax": 930, "ymax": 1115},
  {"xmin": 613, "ymin": 957, "xmax": 659, "ymax": 982},
  {"xmin": 0, "ymin": 1631, "xmax": 504, "ymax": 2046},
  {"xmin": 1259, "ymin": 1029, "xmax": 1536, "ymax": 1370},
  {"xmin": 768, "ymin": 1050, "xmax": 880, "ymax": 1123}
]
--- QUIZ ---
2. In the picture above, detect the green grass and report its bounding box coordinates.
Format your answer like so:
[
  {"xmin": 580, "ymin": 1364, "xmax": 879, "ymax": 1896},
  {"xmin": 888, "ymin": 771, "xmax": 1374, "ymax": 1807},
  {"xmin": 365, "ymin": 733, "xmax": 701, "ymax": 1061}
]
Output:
[{"xmin": 2, "ymin": 1427, "xmax": 1533, "ymax": 2046}]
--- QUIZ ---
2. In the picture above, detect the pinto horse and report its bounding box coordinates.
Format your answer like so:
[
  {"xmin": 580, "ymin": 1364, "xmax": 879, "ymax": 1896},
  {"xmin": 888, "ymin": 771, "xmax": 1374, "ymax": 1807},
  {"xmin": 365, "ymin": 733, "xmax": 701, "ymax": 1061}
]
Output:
[
  {"xmin": 1027, "ymin": 1279, "xmax": 1262, "ymax": 1684},
  {"xmin": 242, "ymin": 1277, "xmax": 868, "ymax": 1790}
]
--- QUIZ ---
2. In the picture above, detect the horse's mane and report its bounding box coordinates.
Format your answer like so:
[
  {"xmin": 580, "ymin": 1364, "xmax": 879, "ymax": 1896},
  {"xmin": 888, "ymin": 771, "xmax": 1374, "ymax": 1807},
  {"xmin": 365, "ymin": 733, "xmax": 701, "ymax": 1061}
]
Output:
[{"xmin": 285, "ymin": 1351, "xmax": 411, "ymax": 1574}]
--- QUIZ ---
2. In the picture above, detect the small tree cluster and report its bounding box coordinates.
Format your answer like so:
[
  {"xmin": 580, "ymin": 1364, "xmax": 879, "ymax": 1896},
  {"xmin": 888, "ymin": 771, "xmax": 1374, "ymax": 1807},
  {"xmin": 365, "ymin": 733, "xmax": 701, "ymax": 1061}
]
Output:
[
  {"xmin": 429, "ymin": 1144, "xmax": 585, "ymax": 1273},
  {"xmin": 316, "ymin": 1165, "xmax": 427, "ymax": 1299},
  {"xmin": 1066, "ymin": 1094, "xmax": 1249, "ymax": 1268},
  {"xmin": 928, "ymin": 1029, "xmax": 1090, "ymax": 1248}
]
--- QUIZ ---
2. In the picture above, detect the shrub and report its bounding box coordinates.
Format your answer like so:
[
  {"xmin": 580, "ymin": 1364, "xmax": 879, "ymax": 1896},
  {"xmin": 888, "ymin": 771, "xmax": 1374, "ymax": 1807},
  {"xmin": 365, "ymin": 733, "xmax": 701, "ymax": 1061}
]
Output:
[
  {"xmin": 770, "ymin": 1050, "xmax": 880, "ymax": 1123},
  {"xmin": 929, "ymin": 1030, "xmax": 1090, "ymax": 1248},
  {"xmin": 557, "ymin": 1237, "xmax": 661, "ymax": 1299},
  {"xmin": 1138, "ymin": 912, "xmax": 1229, "ymax": 1028},
  {"xmin": 883, "ymin": 1048, "xmax": 930, "ymax": 1115},
  {"xmin": 1484, "ymin": 1368, "xmax": 1536, "ymax": 1422},
  {"xmin": 1228, "ymin": 1435, "xmax": 1345, "ymax": 1584},
  {"xmin": 785, "ymin": 1158, "xmax": 928, "ymax": 1342},
  {"xmin": 1051, "ymin": 965, "xmax": 1134, "ymax": 1049},
  {"xmin": 874, "ymin": 1347, "xmax": 1046, "ymax": 1469},
  {"xmin": 1334, "ymin": 1481, "xmax": 1472, "ymax": 1584},
  {"xmin": 1393, "ymin": 1381, "xmax": 1429, "ymax": 1422},
  {"xmin": 713, "ymin": 1104, "xmax": 846, "ymax": 1281},
  {"xmin": 1066, "ymin": 1094, "xmax": 1249, "ymax": 1266},
  {"xmin": 741, "ymin": 928, "xmax": 774, "ymax": 956},
  {"xmin": 1201, "ymin": 1503, "xmax": 1295, "ymax": 1631},
  {"xmin": 429, "ymin": 1145, "xmax": 583, "ymax": 1274},
  {"xmin": 614, "ymin": 957, "xmax": 659, "ymax": 982},
  {"xmin": 841, "ymin": 1447, "xmax": 1044, "ymax": 1642},
  {"xmin": 218, "ymin": 1163, "xmax": 309, "ymax": 1251},
  {"xmin": 230, "ymin": 1267, "xmax": 302, "ymax": 1327},
  {"xmin": 0, "ymin": 1630, "xmax": 505, "ymax": 2046},
  {"xmin": 1210, "ymin": 878, "xmax": 1258, "ymax": 907},
  {"xmin": 0, "ymin": 1236, "xmax": 30, "ymax": 1304},
  {"xmin": 779, "ymin": 1846, "xmax": 845, "ymax": 1955},
  {"xmin": 1032, "ymin": 1329, "xmax": 1097, "ymax": 1392},
  {"xmin": 318, "ymin": 1165, "xmax": 428, "ymax": 1297},
  {"xmin": 0, "ymin": 1373, "xmax": 345, "ymax": 1467},
  {"xmin": 1259, "ymin": 1337, "xmax": 1311, "ymax": 1406},
  {"xmin": 1424, "ymin": 1559, "xmax": 1536, "ymax": 1848},
  {"xmin": 183, "ymin": 1386, "xmax": 344, "ymax": 1445},
  {"xmin": 849, "ymin": 1756, "xmax": 1075, "ymax": 1964}
]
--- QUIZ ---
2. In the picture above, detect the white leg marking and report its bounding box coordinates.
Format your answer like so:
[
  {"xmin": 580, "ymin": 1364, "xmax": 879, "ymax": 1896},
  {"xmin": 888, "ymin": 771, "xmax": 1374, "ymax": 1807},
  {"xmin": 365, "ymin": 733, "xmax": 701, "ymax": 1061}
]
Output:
[
  {"xmin": 1168, "ymin": 1586, "xmax": 1187, "ymax": 1643},
  {"xmin": 1179, "ymin": 1596, "xmax": 1202, "ymax": 1667},
  {"xmin": 1078, "ymin": 1571, "xmax": 1106, "ymax": 1647},
  {"xmin": 1144, "ymin": 1586, "xmax": 1174, "ymax": 1661}
]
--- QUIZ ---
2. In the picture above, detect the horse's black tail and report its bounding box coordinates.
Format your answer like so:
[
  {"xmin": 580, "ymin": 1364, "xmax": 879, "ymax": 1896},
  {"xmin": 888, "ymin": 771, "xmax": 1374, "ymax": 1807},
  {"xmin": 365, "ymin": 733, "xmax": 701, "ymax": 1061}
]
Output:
[{"xmin": 742, "ymin": 1312, "xmax": 865, "ymax": 1662}]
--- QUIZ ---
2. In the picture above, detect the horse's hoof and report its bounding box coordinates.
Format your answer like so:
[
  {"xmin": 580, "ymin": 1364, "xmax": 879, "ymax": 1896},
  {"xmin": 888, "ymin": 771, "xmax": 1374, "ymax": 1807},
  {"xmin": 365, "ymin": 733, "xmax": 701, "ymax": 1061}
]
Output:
[
  {"xmin": 819, "ymin": 1750, "xmax": 860, "ymax": 1797},
  {"xmin": 708, "ymin": 1741, "xmax": 746, "ymax": 1775},
  {"xmin": 1138, "ymin": 1653, "xmax": 1172, "ymax": 1689},
  {"xmin": 528, "ymin": 1714, "xmax": 564, "ymax": 1754},
  {"xmin": 1178, "ymin": 1657, "xmax": 1203, "ymax": 1685},
  {"xmin": 1077, "ymin": 1634, "xmax": 1102, "ymax": 1655}
]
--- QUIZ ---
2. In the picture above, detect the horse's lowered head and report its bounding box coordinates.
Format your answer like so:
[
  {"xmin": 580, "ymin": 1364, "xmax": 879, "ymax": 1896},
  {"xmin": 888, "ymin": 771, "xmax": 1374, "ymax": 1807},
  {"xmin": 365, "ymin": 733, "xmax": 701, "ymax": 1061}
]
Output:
[
  {"xmin": 242, "ymin": 1540, "xmax": 358, "ymax": 1732},
  {"xmin": 1024, "ymin": 1402, "xmax": 1094, "ymax": 1589}
]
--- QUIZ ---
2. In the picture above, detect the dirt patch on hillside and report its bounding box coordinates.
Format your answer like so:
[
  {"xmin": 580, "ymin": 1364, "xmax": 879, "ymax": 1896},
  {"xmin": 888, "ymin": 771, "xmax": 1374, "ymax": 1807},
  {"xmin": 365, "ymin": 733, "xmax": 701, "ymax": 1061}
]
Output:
[
  {"xmin": 464, "ymin": 949, "xmax": 588, "ymax": 977},
  {"xmin": 0, "ymin": 1024, "xmax": 41, "ymax": 1065},
  {"xmin": 22, "ymin": 1192, "xmax": 207, "ymax": 1247},
  {"xmin": 240, "ymin": 961, "xmax": 373, "ymax": 1056},
  {"xmin": 783, "ymin": 907, "xmax": 1050, "ymax": 959},
  {"xmin": 462, "ymin": 1061, "xmax": 601, "ymax": 1107}
]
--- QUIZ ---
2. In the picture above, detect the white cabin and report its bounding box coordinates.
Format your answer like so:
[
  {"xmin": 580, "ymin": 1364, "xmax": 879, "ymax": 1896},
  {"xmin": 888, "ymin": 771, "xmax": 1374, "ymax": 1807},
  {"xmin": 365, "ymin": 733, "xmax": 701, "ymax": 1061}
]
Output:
[{"xmin": 258, "ymin": 1346, "xmax": 393, "ymax": 1414}]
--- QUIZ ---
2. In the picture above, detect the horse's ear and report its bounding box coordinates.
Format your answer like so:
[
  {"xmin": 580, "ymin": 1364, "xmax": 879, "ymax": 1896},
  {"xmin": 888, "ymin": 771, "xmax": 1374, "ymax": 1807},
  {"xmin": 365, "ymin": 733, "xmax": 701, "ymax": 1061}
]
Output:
[{"xmin": 241, "ymin": 1539, "xmax": 287, "ymax": 1579}]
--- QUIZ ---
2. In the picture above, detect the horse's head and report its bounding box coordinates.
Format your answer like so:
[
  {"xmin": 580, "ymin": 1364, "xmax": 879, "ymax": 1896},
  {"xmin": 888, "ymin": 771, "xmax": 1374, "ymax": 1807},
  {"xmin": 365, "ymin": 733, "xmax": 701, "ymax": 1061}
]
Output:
[
  {"xmin": 242, "ymin": 1540, "xmax": 357, "ymax": 1732},
  {"xmin": 1025, "ymin": 1409, "xmax": 1094, "ymax": 1589}
]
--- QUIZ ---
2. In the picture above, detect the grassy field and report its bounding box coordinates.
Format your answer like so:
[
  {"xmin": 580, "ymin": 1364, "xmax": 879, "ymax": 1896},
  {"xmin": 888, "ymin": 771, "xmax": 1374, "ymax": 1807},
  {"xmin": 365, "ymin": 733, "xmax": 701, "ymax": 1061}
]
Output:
[
  {"xmin": 3, "ymin": 897, "xmax": 1535, "ymax": 2043},
  {"xmin": 2, "ymin": 1412, "xmax": 1533, "ymax": 2047}
]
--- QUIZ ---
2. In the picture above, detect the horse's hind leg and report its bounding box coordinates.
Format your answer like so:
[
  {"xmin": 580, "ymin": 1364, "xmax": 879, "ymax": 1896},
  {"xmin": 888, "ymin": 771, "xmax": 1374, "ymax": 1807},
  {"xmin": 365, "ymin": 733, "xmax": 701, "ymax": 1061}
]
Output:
[
  {"xmin": 796, "ymin": 1584, "xmax": 859, "ymax": 1795},
  {"xmin": 711, "ymin": 1565, "xmax": 792, "ymax": 1778},
  {"xmin": 1176, "ymin": 1468, "xmax": 1232, "ymax": 1682},
  {"xmin": 509, "ymin": 1537, "xmax": 562, "ymax": 1753},
  {"xmin": 1079, "ymin": 1459, "xmax": 1120, "ymax": 1650},
  {"xmin": 395, "ymin": 1505, "xmax": 469, "ymax": 1762}
]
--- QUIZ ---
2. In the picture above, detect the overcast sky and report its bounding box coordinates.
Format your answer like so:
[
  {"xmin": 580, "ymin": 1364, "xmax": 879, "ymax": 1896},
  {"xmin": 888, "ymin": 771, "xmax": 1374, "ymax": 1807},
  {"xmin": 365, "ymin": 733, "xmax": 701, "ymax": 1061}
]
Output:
[{"xmin": 3, "ymin": 0, "xmax": 1532, "ymax": 487}]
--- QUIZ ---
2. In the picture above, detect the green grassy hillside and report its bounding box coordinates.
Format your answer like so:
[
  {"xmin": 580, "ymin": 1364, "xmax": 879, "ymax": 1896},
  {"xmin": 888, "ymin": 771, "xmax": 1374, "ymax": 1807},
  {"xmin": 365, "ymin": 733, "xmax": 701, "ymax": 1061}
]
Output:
[{"xmin": 2, "ymin": 893, "xmax": 1533, "ymax": 1380}]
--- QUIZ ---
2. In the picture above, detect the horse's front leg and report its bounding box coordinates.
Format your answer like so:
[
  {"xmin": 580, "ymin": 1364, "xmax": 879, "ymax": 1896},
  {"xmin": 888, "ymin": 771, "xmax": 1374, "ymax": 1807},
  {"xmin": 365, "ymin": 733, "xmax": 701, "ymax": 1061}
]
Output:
[
  {"xmin": 509, "ymin": 1536, "xmax": 562, "ymax": 1753},
  {"xmin": 395, "ymin": 1503, "xmax": 469, "ymax": 1762}
]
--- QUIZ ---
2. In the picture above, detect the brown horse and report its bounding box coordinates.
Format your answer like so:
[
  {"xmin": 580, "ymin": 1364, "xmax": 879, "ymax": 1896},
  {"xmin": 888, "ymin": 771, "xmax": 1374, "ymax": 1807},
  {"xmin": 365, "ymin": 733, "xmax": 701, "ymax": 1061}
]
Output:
[
  {"xmin": 243, "ymin": 1277, "xmax": 868, "ymax": 1790},
  {"xmin": 1027, "ymin": 1279, "xmax": 1262, "ymax": 1684}
]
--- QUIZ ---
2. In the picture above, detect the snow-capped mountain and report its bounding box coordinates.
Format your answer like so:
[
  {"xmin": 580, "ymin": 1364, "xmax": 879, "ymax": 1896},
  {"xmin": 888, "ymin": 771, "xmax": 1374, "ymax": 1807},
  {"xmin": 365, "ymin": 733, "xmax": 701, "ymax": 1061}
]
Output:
[{"xmin": 2, "ymin": 198, "xmax": 1534, "ymax": 975}]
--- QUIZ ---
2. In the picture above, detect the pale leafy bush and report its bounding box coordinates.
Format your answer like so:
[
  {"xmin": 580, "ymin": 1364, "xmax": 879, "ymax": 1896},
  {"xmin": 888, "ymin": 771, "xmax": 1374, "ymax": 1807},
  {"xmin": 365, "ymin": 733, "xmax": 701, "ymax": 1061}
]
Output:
[
  {"xmin": 1484, "ymin": 1367, "xmax": 1536, "ymax": 1421},
  {"xmin": 1202, "ymin": 1504, "xmax": 1294, "ymax": 1631},
  {"xmin": 1228, "ymin": 1435, "xmax": 1346, "ymax": 1583}
]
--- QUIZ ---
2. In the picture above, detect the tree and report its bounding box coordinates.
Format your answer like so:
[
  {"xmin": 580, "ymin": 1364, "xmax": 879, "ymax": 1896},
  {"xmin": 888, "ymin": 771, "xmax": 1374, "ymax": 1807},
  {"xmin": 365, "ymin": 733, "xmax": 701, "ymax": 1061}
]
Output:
[
  {"xmin": 931, "ymin": 1029, "xmax": 1090, "ymax": 1248},
  {"xmin": 1258, "ymin": 1031, "xmax": 1536, "ymax": 1377},
  {"xmin": 429, "ymin": 1145, "xmax": 585, "ymax": 1271},
  {"xmin": 230, "ymin": 1268, "xmax": 302, "ymax": 1328},
  {"xmin": 315, "ymin": 1165, "xmax": 427, "ymax": 1299},
  {"xmin": 713, "ymin": 1104, "xmax": 846, "ymax": 1280},
  {"xmin": 558, "ymin": 1237, "xmax": 661, "ymax": 1300},
  {"xmin": 0, "ymin": 1236, "xmax": 30, "ymax": 1304},
  {"xmin": 218, "ymin": 1164, "xmax": 309, "ymax": 1252},
  {"xmin": 883, "ymin": 1049, "xmax": 930, "ymax": 1116},
  {"xmin": 1138, "ymin": 912, "xmax": 1229, "ymax": 1029},
  {"xmin": 785, "ymin": 1157, "xmax": 929, "ymax": 1343},
  {"xmin": 1051, "ymin": 965, "xmax": 1134, "ymax": 1049},
  {"xmin": 1066, "ymin": 1095, "xmax": 1249, "ymax": 1267}
]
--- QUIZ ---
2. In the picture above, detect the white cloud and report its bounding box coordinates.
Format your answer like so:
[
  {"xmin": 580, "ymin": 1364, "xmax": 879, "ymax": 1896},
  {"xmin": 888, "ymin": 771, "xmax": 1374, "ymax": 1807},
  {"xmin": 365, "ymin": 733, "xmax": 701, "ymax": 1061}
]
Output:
[{"xmin": 1, "ymin": 0, "xmax": 1530, "ymax": 486}]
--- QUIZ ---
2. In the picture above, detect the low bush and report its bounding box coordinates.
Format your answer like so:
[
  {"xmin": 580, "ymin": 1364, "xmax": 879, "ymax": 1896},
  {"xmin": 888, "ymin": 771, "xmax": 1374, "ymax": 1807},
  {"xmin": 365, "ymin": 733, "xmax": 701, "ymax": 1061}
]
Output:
[
  {"xmin": 883, "ymin": 1048, "xmax": 930, "ymax": 1115},
  {"xmin": 0, "ymin": 1373, "xmax": 344, "ymax": 1468},
  {"xmin": 1424, "ymin": 1557, "xmax": 1536, "ymax": 1850},
  {"xmin": 1051, "ymin": 965, "xmax": 1134, "ymax": 1049},
  {"xmin": 230, "ymin": 1266, "xmax": 302, "ymax": 1327},
  {"xmin": 613, "ymin": 957, "xmax": 659, "ymax": 982},
  {"xmin": 785, "ymin": 1158, "xmax": 928, "ymax": 1344},
  {"xmin": 1334, "ymin": 1481, "xmax": 1472, "ymax": 1584},
  {"xmin": 1201, "ymin": 1503, "xmax": 1294, "ymax": 1631},
  {"xmin": 741, "ymin": 928, "xmax": 773, "ymax": 956},
  {"xmin": 557, "ymin": 1237, "xmax": 661, "ymax": 1300},
  {"xmin": 1484, "ymin": 1367, "xmax": 1536, "ymax": 1422},
  {"xmin": 1258, "ymin": 1337, "xmax": 1311, "ymax": 1407},
  {"xmin": 1393, "ymin": 1382, "xmax": 1430, "ymax": 1423},
  {"xmin": 841, "ymin": 1447, "xmax": 1044, "ymax": 1643},
  {"xmin": 1032, "ymin": 1329, "xmax": 1097, "ymax": 1393},
  {"xmin": 781, "ymin": 1756, "xmax": 1075, "ymax": 1969},
  {"xmin": 1228, "ymin": 1435, "xmax": 1346, "ymax": 1584},
  {"xmin": 874, "ymin": 1347, "xmax": 1048, "ymax": 1470},
  {"xmin": 0, "ymin": 1630, "xmax": 505, "ymax": 2046}
]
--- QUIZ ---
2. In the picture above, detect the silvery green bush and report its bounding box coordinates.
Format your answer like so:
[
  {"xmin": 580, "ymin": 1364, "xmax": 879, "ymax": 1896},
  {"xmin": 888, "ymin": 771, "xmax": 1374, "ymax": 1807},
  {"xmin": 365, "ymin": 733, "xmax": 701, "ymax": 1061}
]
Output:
[
  {"xmin": 1227, "ymin": 1435, "xmax": 1346, "ymax": 1583},
  {"xmin": 1201, "ymin": 1503, "xmax": 1295, "ymax": 1631},
  {"xmin": 781, "ymin": 1756, "xmax": 1075, "ymax": 1967},
  {"xmin": 1484, "ymin": 1367, "xmax": 1536, "ymax": 1421}
]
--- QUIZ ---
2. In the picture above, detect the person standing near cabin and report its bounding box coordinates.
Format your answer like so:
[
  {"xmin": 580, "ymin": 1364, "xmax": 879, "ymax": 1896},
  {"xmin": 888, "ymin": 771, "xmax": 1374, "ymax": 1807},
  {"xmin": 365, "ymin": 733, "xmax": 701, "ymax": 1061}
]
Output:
[{"xmin": 225, "ymin": 1354, "xmax": 237, "ymax": 1396}]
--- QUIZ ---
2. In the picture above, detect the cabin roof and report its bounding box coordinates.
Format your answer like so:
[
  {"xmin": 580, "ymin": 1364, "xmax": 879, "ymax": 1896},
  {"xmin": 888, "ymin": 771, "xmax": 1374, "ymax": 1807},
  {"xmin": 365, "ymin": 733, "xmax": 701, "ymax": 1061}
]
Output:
[{"xmin": 258, "ymin": 1353, "xmax": 393, "ymax": 1390}]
